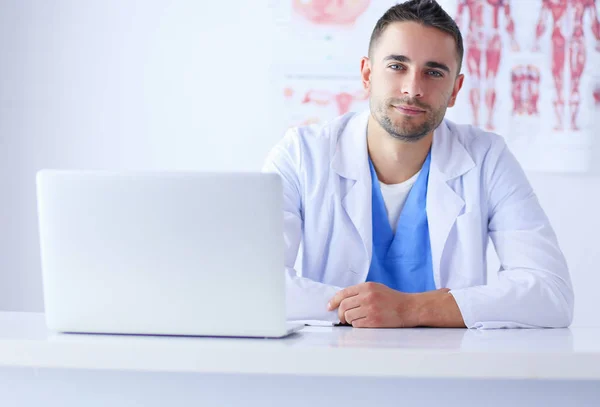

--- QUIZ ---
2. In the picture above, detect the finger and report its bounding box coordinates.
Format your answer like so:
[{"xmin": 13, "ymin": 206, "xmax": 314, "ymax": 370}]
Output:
[
  {"xmin": 328, "ymin": 285, "xmax": 361, "ymax": 311},
  {"xmin": 344, "ymin": 306, "xmax": 368, "ymax": 325},
  {"xmin": 351, "ymin": 317, "xmax": 368, "ymax": 328},
  {"xmin": 338, "ymin": 295, "xmax": 362, "ymax": 324}
]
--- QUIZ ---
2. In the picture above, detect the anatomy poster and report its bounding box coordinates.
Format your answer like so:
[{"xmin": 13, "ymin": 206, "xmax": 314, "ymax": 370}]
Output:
[
  {"xmin": 270, "ymin": 0, "xmax": 398, "ymax": 135},
  {"xmin": 440, "ymin": 0, "xmax": 600, "ymax": 172},
  {"xmin": 277, "ymin": 73, "xmax": 370, "ymax": 129},
  {"xmin": 271, "ymin": 0, "xmax": 600, "ymax": 172}
]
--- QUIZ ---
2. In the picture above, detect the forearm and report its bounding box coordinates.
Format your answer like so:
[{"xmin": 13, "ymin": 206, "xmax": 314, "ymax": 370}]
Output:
[
  {"xmin": 447, "ymin": 269, "xmax": 573, "ymax": 329},
  {"xmin": 413, "ymin": 288, "xmax": 466, "ymax": 328}
]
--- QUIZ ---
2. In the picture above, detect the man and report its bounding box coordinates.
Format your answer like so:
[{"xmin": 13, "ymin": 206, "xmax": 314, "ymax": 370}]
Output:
[{"xmin": 263, "ymin": 0, "xmax": 574, "ymax": 329}]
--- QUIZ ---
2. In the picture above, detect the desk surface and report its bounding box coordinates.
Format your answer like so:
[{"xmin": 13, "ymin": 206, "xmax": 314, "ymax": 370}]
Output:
[{"xmin": 0, "ymin": 312, "xmax": 598, "ymax": 380}]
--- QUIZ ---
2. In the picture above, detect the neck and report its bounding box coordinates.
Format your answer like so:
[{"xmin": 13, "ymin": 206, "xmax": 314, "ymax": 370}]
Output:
[{"xmin": 367, "ymin": 114, "xmax": 433, "ymax": 185}]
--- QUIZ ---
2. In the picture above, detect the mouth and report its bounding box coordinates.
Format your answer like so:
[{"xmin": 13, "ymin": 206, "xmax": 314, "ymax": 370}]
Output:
[{"xmin": 393, "ymin": 105, "xmax": 426, "ymax": 115}]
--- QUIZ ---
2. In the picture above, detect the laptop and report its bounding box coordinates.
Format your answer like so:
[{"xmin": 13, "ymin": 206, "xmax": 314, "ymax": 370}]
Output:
[{"xmin": 35, "ymin": 170, "xmax": 303, "ymax": 338}]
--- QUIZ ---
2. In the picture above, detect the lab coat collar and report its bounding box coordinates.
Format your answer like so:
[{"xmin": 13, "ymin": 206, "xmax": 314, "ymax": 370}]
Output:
[
  {"xmin": 430, "ymin": 119, "xmax": 476, "ymax": 181},
  {"xmin": 427, "ymin": 119, "xmax": 475, "ymax": 287},
  {"xmin": 331, "ymin": 110, "xmax": 475, "ymax": 183},
  {"xmin": 331, "ymin": 110, "xmax": 372, "ymax": 269},
  {"xmin": 331, "ymin": 110, "xmax": 370, "ymax": 182}
]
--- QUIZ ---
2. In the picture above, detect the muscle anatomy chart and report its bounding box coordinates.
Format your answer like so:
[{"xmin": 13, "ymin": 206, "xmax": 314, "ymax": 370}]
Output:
[
  {"xmin": 436, "ymin": 0, "xmax": 600, "ymax": 172},
  {"xmin": 511, "ymin": 64, "xmax": 541, "ymax": 116},
  {"xmin": 454, "ymin": 0, "xmax": 519, "ymax": 131},
  {"xmin": 533, "ymin": 0, "xmax": 600, "ymax": 131}
]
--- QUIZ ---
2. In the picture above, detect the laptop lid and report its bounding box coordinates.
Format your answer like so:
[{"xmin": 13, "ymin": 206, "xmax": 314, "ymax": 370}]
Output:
[{"xmin": 36, "ymin": 170, "xmax": 287, "ymax": 337}]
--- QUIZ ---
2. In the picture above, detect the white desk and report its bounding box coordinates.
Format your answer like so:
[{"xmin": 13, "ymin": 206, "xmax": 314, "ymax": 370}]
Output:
[{"xmin": 1, "ymin": 312, "xmax": 599, "ymax": 406}]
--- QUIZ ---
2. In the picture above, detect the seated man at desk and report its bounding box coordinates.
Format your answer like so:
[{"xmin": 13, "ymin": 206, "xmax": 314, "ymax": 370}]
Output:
[{"xmin": 262, "ymin": 0, "xmax": 574, "ymax": 329}]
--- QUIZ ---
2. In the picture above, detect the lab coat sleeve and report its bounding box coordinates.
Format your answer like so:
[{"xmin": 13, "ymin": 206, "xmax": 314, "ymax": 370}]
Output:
[
  {"xmin": 262, "ymin": 129, "xmax": 342, "ymax": 322},
  {"xmin": 449, "ymin": 141, "xmax": 574, "ymax": 329}
]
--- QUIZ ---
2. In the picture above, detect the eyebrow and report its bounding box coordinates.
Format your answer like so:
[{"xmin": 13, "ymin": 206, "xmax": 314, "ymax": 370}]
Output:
[{"xmin": 383, "ymin": 54, "xmax": 451, "ymax": 74}]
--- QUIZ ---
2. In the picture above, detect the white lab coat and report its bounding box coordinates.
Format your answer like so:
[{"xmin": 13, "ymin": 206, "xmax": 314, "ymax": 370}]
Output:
[{"xmin": 262, "ymin": 110, "xmax": 574, "ymax": 329}]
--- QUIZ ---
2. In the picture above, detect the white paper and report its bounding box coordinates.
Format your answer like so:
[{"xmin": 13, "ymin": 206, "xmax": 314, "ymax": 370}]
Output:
[{"xmin": 290, "ymin": 319, "xmax": 338, "ymax": 327}]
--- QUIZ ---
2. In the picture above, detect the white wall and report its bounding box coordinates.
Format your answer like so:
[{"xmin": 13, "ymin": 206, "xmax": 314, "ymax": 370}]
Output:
[
  {"xmin": 1, "ymin": 0, "xmax": 598, "ymax": 326},
  {"xmin": 0, "ymin": 0, "xmax": 280, "ymax": 311}
]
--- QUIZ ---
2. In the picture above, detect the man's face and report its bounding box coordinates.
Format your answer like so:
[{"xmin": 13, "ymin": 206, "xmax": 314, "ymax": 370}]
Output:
[{"xmin": 362, "ymin": 21, "xmax": 464, "ymax": 142}]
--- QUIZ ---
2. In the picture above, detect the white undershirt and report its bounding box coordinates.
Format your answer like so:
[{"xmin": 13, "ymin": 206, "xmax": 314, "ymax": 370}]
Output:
[{"xmin": 378, "ymin": 170, "xmax": 421, "ymax": 233}]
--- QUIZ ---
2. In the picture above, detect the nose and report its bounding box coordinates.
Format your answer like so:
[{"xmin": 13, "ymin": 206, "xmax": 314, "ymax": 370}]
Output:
[{"xmin": 401, "ymin": 72, "xmax": 424, "ymax": 98}]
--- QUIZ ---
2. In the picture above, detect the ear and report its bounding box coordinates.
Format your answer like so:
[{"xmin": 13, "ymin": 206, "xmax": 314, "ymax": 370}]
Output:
[
  {"xmin": 447, "ymin": 73, "xmax": 464, "ymax": 107},
  {"xmin": 360, "ymin": 57, "xmax": 371, "ymax": 92}
]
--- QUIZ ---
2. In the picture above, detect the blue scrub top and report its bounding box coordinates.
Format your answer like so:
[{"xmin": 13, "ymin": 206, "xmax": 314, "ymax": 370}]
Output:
[{"xmin": 366, "ymin": 151, "xmax": 436, "ymax": 293}]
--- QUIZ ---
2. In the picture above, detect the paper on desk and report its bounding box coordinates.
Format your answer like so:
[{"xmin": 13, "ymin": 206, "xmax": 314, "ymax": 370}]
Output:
[{"xmin": 290, "ymin": 319, "xmax": 338, "ymax": 327}]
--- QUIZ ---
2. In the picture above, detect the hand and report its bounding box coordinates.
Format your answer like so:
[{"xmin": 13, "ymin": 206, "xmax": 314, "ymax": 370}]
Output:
[
  {"xmin": 328, "ymin": 283, "xmax": 466, "ymax": 328},
  {"xmin": 327, "ymin": 282, "xmax": 432, "ymax": 328}
]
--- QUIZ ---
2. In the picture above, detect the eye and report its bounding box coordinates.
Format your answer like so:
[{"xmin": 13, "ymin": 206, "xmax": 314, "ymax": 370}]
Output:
[
  {"xmin": 389, "ymin": 64, "xmax": 405, "ymax": 71},
  {"xmin": 427, "ymin": 70, "xmax": 443, "ymax": 78}
]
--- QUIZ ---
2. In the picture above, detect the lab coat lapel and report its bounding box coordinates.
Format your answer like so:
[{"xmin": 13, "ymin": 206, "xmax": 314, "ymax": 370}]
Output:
[
  {"xmin": 331, "ymin": 111, "xmax": 373, "ymax": 274},
  {"xmin": 427, "ymin": 120, "xmax": 475, "ymax": 288}
]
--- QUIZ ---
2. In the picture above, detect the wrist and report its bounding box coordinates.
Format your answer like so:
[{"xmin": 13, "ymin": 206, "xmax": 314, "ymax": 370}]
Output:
[
  {"xmin": 412, "ymin": 290, "xmax": 435, "ymax": 327},
  {"xmin": 415, "ymin": 288, "xmax": 461, "ymax": 328}
]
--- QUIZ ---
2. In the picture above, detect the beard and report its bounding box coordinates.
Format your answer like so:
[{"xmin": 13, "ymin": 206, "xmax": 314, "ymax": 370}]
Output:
[{"xmin": 371, "ymin": 96, "xmax": 447, "ymax": 143}]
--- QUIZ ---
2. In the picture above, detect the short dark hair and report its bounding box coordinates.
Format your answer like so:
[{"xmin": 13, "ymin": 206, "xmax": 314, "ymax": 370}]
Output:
[{"xmin": 368, "ymin": 0, "xmax": 464, "ymax": 73}]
